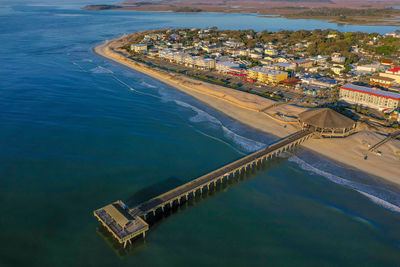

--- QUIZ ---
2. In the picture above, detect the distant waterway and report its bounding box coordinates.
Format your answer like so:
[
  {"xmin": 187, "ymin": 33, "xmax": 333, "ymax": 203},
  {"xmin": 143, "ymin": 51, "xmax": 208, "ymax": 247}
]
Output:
[{"xmin": 1, "ymin": 1, "xmax": 400, "ymax": 266}]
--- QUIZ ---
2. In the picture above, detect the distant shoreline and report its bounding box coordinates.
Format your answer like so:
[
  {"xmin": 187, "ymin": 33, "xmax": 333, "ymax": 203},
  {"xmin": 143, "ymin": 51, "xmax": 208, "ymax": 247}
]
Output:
[
  {"xmin": 93, "ymin": 33, "xmax": 400, "ymax": 186},
  {"xmin": 84, "ymin": 3, "xmax": 400, "ymax": 26}
]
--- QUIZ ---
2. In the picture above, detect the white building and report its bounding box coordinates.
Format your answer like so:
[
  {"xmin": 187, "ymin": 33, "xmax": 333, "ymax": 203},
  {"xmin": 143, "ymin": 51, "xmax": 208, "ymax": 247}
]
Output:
[
  {"xmin": 216, "ymin": 61, "xmax": 240, "ymax": 73},
  {"xmin": 131, "ymin": 44, "xmax": 148, "ymax": 53},
  {"xmin": 331, "ymin": 53, "xmax": 346, "ymax": 64},
  {"xmin": 340, "ymin": 84, "xmax": 400, "ymax": 110},
  {"xmin": 356, "ymin": 64, "xmax": 381, "ymax": 73},
  {"xmin": 195, "ymin": 58, "xmax": 215, "ymax": 70}
]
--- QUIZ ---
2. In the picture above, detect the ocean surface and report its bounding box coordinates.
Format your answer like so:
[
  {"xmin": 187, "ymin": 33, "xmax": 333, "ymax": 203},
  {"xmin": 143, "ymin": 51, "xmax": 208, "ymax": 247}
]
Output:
[{"xmin": 1, "ymin": 1, "xmax": 400, "ymax": 266}]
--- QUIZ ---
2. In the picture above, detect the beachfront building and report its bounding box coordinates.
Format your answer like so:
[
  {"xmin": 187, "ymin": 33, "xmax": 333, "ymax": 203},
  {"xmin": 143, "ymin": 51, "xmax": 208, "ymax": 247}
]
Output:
[
  {"xmin": 299, "ymin": 108, "xmax": 356, "ymax": 138},
  {"xmin": 247, "ymin": 67, "xmax": 288, "ymax": 85},
  {"xmin": 158, "ymin": 49, "xmax": 173, "ymax": 59},
  {"xmin": 216, "ymin": 61, "xmax": 240, "ymax": 73},
  {"xmin": 195, "ymin": 58, "xmax": 215, "ymax": 70},
  {"xmin": 184, "ymin": 56, "xmax": 197, "ymax": 68},
  {"xmin": 171, "ymin": 52, "xmax": 189, "ymax": 64},
  {"xmin": 340, "ymin": 84, "xmax": 400, "ymax": 110},
  {"xmin": 130, "ymin": 44, "xmax": 148, "ymax": 53}
]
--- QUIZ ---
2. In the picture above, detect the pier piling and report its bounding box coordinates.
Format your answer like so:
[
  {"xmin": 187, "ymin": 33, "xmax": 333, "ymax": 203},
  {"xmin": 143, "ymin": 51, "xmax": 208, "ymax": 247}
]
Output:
[{"xmin": 94, "ymin": 130, "xmax": 314, "ymax": 247}]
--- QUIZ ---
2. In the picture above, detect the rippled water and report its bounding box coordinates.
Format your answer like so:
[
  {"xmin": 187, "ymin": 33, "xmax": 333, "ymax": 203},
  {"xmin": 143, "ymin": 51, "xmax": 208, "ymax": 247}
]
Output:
[{"xmin": 1, "ymin": 1, "xmax": 400, "ymax": 266}]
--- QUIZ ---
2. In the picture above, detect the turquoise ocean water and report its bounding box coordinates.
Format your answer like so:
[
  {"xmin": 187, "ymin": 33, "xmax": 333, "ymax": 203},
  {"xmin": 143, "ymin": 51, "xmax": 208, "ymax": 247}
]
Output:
[{"xmin": 1, "ymin": 1, "xmax": 400, "ymax": 266}]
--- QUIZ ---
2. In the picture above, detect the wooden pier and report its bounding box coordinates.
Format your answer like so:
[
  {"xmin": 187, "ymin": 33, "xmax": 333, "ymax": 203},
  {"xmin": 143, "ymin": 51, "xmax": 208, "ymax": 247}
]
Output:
[{"xmin": 94, "ymin": 129, "xmax": 315, "ymax": 247}]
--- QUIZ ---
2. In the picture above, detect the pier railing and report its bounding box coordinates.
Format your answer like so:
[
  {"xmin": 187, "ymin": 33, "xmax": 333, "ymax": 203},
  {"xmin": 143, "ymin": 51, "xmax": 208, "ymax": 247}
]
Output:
[{"xmin": 94, "ymin": 129, "xmax": 315, "ymax": 247}]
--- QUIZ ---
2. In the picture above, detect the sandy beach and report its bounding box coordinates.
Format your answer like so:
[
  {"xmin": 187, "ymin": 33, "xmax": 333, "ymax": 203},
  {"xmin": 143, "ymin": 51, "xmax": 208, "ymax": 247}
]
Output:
[{"xmin": 94, "ymin": 36, "xmax": 400, "ymax": 186}]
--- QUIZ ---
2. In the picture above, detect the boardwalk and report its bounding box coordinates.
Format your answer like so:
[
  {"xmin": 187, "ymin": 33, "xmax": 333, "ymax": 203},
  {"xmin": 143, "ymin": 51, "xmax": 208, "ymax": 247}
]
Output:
[
  {"xmin": 94, "ymin": 129, "xmax": 314, "ymax": 247},
  {"xmin": 369, "ymin": 130, "xmax": 400, "ymax": 152}
]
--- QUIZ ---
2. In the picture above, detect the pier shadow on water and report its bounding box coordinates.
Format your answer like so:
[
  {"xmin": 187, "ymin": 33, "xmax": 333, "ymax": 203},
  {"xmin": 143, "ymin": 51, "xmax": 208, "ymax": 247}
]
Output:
[
  {"xmin": 99, "ymin": 149, "xmax": 298, "ymax": 258},
  {"xmin": 125, "ymin": 177, "xmax": 184, "ymax": 207}
]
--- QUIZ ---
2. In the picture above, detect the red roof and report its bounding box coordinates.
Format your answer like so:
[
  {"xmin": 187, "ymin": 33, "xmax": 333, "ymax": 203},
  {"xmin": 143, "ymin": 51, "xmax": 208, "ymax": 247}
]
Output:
[
  {"xmin": 388, "ymin": 67, "xmax": 400, "ymax": 73},
  {"xmin": 341, "ymin": 84, "xmax": 400, "ymax": 101},
  {"xmin": 381, "ymin": 61, "xmax": 392, "ymax": 65},
  {"xmin": 281, "ymin": 78, "xmax": 301, "ymax": 86}
]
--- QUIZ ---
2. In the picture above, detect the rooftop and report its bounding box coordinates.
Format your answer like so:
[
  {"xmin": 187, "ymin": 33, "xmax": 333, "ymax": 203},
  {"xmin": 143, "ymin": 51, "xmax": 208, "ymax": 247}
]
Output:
[
  {"xmin": 370, "ymin": 76, "xmax": 395, "ymax": 82},
  {"xmin": 216, "ymin": 61, "xmax": 239, "ymax": 67},
  {"xmin": 299, "ymin": 108, "xmax": 355, "ymax": 129},
  {"xmin": 341, "ymin": 84, "xmax": 400, "ymax": 100},
  {"xmin": 249, "ymin": 67, "xmax": 286, "ymax": 76},
  {"xmin": 94, "ymin": 201, "xmax": 149, "ymax": 243}
]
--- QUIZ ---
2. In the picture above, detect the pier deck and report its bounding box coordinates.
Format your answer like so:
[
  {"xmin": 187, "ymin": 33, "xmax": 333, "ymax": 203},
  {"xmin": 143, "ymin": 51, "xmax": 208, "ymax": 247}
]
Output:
[{"xmin": 94, "ymin": 129, "xmax": 314, "ymax": 246}]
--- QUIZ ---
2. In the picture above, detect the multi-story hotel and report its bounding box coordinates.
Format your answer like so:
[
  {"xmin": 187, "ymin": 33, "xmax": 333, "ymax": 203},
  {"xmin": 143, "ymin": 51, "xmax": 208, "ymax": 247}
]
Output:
[
  {"xmin": 247, "ymin": 67, "xmax": 288, "ymax": 85},
  {"xmin": 340, "ymin": 84, "xmax": 400, "ymax": 110}
]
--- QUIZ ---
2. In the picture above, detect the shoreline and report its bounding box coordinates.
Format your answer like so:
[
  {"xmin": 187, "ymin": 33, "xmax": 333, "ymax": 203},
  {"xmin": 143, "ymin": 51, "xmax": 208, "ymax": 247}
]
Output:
[
  {"xmin": 93, "ymin": 35, "xmax": 400, "ymax": 187},
  {"xmin": 84, "ymin": 6, "xmax": 400, "ymax": 27}
]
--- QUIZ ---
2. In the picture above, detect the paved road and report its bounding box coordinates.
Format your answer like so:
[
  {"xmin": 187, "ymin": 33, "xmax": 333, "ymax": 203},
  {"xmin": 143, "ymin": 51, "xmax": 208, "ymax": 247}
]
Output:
[{"xmin": 133, "ymin": 130, "xmax": 313, "ymax": 215}]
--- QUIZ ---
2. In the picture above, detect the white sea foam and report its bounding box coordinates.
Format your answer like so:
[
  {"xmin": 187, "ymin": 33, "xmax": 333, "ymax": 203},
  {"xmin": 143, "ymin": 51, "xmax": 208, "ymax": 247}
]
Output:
[
  {"xmin": 90, "ymin": 66, "xmax": 113, "ymax": 74},
  {"xmin": 71, "ymin": 62, "xmax": 88, "ymax": 72},
  {"xmin": 221, "ymin": 125, "xmax": 265, "ymax": 152},
  {"xmin": 141, "ymin": 81, "xmax": 157, "ymax": 88},
  {"xmin": 357, "ymin": 190, "xmax": 400, "ymax": 213},
  {"xmin": 288, "ymin": 155, "xmax": 400, "ymax": 213},
  {"xmin": 175, "ymin": 100, "xmax": 220, "ymax": 124},
  {"xmin": 174, "ymin": 100, "xmax": 265, "ymax": 153}
]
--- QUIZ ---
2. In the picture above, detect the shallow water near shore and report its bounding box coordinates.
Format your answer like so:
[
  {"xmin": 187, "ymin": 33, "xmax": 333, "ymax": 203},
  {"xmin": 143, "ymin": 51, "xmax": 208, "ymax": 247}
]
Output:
[{"xmin": 1, "ymin": 1, "xmax": 400, "ymax": 266}]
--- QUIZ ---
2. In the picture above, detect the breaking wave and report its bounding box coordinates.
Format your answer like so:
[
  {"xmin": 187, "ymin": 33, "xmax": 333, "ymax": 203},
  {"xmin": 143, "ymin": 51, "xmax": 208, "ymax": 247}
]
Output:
[
  {"xmin": 174, "ymin": 100, "xmax": 265, "ymax": 153},
  {"xmin": 90, "ymin": 66, "xmax": 113, "ymax": 74},
  {"xmin": 141, "ymin": 81, "xmax": 157, "ymax": 88},
  {"xmin": 357, "ymin": 191, "xmax": 400, "ymax": 213},
  {"xmin": 288, "ymin": 155, "xmax": 400, "ymax": 214}
]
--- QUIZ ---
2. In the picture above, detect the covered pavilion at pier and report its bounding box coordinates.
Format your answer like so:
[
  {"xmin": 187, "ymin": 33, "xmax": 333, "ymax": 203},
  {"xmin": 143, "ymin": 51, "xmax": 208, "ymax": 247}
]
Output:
[{"xmin": 298, "ymin": 108, "xmax": 356, "ymax": 138}]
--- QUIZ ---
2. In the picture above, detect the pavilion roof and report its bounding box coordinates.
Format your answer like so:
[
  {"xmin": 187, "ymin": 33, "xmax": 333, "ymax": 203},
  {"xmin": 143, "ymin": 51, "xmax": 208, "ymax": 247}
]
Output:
[{"xmin": 298, "ymin": 108, "xmax": 355, "ymax": 129}]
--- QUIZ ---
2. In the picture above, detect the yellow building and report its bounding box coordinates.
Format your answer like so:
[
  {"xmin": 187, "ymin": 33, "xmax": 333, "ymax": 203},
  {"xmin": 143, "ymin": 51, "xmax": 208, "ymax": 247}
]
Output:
[
  {"xmin": 247, "ymin": 67, "xmax": 288, "ymax": 84},
  {"xmin": 264, "ymin": 48, "xmax": 278, "ymax": 56}
]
